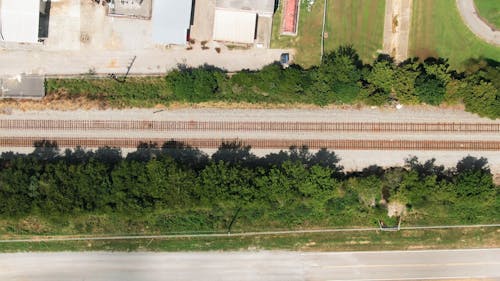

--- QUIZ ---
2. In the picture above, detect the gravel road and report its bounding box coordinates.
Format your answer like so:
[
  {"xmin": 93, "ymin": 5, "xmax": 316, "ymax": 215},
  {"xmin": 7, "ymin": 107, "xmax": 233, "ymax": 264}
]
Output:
[{"xmin": 2, "ymin": 107, "xmax": 498, "ymax": 123}]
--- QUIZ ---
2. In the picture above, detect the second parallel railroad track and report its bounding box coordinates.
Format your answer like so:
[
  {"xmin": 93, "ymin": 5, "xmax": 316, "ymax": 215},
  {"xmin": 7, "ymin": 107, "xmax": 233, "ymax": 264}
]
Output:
[
  {"xmin": 1, "ymin": 120, "xmax": 499, "ymax": 132},
  {"xmin": 1, "ymin": 137, "xmax": 499, "ymax": 151}
]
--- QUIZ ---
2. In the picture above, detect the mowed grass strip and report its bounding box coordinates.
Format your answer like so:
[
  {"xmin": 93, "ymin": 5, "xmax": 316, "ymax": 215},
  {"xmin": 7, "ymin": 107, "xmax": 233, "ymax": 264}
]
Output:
[
  {"xmin": 0, "ymin": 228, "xmax": 497, "ymax": 252},
  {"xmin": 271, "ymin": 0, "xmax": 325, "ymax": 67},
  {"xmin": 325, "ymin": 0, "xmax": 386, "ymax": 63},
  {"xmin": 271, "ymin": 0, "xmax": 385, "ymax": 67},
  {"xmin": 474, "ymin": 0, "xmax": 500, "ymax": 29},
  {"xmin": 410, "ymin": 0, "xmax": 500, "ymax": 69}
]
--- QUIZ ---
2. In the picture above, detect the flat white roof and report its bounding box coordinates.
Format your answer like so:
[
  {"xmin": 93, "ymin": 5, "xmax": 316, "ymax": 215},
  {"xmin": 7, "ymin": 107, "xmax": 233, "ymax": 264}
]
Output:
[
  {"xmin": 0, "ymin": 0, "xmax": 40, "ymax": 43},
  {"xmin": 216, "ymin": 0, "xmax": 275, "ymax": 16},
  {"xmin": 213, "ymin": 9, "xmax": 256, "ymax": 44},
  {"xmin": 152, "ymin": 0, "xmax": 192, "ymax": 45}
]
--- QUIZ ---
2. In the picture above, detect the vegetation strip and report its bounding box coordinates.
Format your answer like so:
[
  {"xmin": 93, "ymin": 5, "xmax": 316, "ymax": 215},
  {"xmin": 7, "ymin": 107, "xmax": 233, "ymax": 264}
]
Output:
[
  {"xmin": 1, "ymin": 120, "xmax": 499, "ymax": 132},
  {"xmin": 1, "ymin": 224, "xmax": 499, "ymax": 243},
  {"xmin": 45, "ymin": 46, "xmax": 500, "ymax": 119},
  {"xmin": 0, "ymin": 143, "xmax": 497, "ymax": 240},
  {"xmin": 409, "ymin": 0, "xmax": 500, "ymax": 68}
]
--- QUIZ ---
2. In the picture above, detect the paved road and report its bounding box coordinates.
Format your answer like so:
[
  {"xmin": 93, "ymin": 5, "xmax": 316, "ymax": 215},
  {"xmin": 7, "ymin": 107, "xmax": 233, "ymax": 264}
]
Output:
[
  {"xmin": 0, "ymin": 249, "xmax": 498, "ymax": 281},
  {"xmin": 456, "ymin": 0, "xmax": 500, "ymax": 46}
]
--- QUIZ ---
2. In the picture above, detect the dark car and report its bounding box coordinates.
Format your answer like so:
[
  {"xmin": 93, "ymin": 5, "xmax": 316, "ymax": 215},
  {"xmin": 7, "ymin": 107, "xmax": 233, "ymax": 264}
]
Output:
[{"xmin": 280, "ymin": 53, "xmax": 290, "ymax": 66}]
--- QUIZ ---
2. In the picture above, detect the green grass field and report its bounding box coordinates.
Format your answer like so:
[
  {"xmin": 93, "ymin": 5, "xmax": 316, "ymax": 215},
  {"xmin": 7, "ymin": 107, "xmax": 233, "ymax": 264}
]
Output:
[
  {"xmin": 410, "ymin": 0, "xmax": 500, "ymax": 69},
  {"xmin": 324, "ymin": 0, "xmax": 386, "ymax": 63},
  {"xmin": 271, "ymin": 0, "xmax": 325, "ymax": 67},
  {"xmin": 0, "ymin": 228, "xmax": 497, "ymax": 252},
  {"xmin": 271, "ymin": 0, "xmax": 386, "ymax": 67},
  {"xmin": 474, "ymin": 0, "xmax": 500, "ymax": 29}
]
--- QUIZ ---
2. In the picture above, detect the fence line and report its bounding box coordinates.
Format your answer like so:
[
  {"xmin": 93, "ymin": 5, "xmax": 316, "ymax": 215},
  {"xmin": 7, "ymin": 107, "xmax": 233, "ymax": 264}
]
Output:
[{"xmin": 0, "ymin": 224, "xmax": 498, "ymax": 243}]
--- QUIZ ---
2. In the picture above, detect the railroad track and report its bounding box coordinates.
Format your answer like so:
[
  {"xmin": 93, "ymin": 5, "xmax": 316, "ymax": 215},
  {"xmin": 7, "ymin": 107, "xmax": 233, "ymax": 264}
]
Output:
[
  {"xmin": 1, "ymin": 120, "xmax": 499, "ymax": 132},
  {"xmin": 1, "ymin": 137, "xmax": 499, "ymax": 151}
]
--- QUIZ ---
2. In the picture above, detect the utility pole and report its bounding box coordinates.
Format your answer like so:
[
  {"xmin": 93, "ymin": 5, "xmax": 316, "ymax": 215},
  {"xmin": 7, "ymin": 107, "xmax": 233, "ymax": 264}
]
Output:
[{"xmin": 227, "ymin": 206, "xmax": 242, "ymax": 235}]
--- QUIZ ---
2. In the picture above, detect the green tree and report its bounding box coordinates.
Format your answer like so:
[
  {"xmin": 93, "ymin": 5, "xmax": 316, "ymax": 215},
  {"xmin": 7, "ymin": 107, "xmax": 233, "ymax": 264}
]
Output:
[
  {"xmin": 392, "ymin": 62, "xmax": 420, "ymax": 104},
  {"xmin": 415, "ymin": 74, "xmax": 446, "ymax": 105}
]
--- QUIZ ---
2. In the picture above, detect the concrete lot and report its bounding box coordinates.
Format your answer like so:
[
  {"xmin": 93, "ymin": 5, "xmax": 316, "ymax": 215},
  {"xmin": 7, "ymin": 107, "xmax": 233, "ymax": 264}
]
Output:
[
  {"xmin": 256, "ymin": 16, "xmax": 273, "ymax": 47},
  {"xmin": 190, "ymin": 0, "xmax": 216, "ymax": 42},
  {"xmin": 0, "ymin": 0, "xmax": 287, "ymax": 75},
  {"xmin": 0, "ymin": 48, "xmax": 286, "ymax": 75},
  {"xmin": 43, "ymin": 0, "xmax": 81, "ymax": 50},
  {"xmin": 0, "ymin": 249, "xmax": 498, "ymax": 281},
  {"xmin": 43, "ymin": 0, "xmax": 153, "ymax": 51}
]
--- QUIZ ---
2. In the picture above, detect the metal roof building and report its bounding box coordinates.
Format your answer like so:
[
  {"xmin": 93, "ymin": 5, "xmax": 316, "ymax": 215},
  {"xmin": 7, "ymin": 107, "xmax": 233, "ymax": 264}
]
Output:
[
  {"xmin": 152, "ymin": 0, "xmax": 192, "ymax": 45},
  {"xmin": 213, "ymin": 0, "xmax": 276, "ymax": 45},
  {"xmin": 213, "ymin": 9, "xmax": 257, "ymax": 44},
  {"xmin": 1, "ymin": 74, "xmax": 45, "ymax": 99},
  {"xmin": 0, "ymin": 0, "xmax": 40, "ymax": 43},
  {"xmin": 215, "ymin": 0, "xmax": 276, "ymax": 16}
]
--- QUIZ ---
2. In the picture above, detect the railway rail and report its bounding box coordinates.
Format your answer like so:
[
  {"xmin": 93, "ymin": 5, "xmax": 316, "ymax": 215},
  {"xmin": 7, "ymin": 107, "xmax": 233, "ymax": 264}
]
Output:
[
  {"xmin": 1, "ymin": 137, "xmax": 499, "ymax": 151},
  {"xmin": 1, "ymin": 120, "xmax": 499, "ymax": 132}
]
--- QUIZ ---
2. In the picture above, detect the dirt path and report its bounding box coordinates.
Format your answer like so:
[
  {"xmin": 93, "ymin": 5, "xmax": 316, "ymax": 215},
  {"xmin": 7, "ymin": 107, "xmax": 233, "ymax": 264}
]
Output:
[
  {"xmin": 456, "ymin": 0, "xmax": 500, "ymax": 46},
  {"xmin": 382, "ymin": 0, "xmax": 413, "ymax": 61}
]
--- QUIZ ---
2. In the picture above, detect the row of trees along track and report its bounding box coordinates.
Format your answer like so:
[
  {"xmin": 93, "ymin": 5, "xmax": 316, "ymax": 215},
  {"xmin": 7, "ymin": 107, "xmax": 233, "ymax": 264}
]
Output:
[{"xmin": 0, "ymin": 142, "xmax": 497, "ymax": 233}]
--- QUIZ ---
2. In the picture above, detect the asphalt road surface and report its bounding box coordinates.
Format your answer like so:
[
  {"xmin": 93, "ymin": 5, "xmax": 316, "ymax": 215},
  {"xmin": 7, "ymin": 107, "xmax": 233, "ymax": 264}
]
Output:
[{"xmin": 0, "ymin": 249, "xmax": 498, "ymax": 281}]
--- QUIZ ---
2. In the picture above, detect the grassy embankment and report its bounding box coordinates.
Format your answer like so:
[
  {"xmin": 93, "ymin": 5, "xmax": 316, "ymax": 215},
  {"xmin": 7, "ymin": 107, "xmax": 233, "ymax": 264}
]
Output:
[
  {"xmin": 410, "ymin": 0, "xmax": 500, "ymax": 69},
  {"xmin": 474, "ymin": 0, "xmax": 500, "ymax": 29},
  {"xmin": 0, "ymin": 228, "xmax": 497, "ymax": 252},
  {"xmin": 271, "ymin": 0, "xmax": 386, "ymax": 67}
]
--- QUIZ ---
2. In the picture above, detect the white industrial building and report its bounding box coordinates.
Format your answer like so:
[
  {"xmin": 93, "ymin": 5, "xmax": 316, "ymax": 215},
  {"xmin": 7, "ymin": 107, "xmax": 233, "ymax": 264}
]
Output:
[
  {"xmin": 213, "ymin": 9, "xmax": 257, "ymax": 44},
  {"xmin": 213, "ymin": 0, "xmax": 275, "ymax": 46},
  {"xmin": 0, "ymin": 0, "xmax": 40, "ymax": 43},
  {"xmin": 152, "ymin": 0, "xmax": 193, "ymax": 45}
]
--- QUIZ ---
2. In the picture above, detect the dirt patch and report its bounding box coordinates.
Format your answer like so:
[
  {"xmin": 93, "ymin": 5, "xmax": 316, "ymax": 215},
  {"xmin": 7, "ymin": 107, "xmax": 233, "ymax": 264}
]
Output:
[
  {"xmin": 387, "ymin": 201, "xmax": 406, "ymax": 217},
  {"xmin": 17, "ymin": 217, "xmax": 51, "ymax": 234},
  {"xmin": 0, "ymin": 92, "xmax": 105, "ymax": 112},
  {"xmin": 383, "ymin": 0, "xmax": 413, "ymax": 61},
  {"xmin": 413, "ymin": 48, "xmax": 439, "ymax": 61}
]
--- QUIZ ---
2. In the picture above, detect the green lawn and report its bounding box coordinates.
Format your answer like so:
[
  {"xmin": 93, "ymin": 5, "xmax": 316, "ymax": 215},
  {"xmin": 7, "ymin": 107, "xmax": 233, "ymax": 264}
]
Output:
[
  {"xmin": 271, "ymin": 0, "xmax": 325, "ymax": 67},
  {"xmin": 271, "ymin": 0, "xmax": 386, "ymax": 67},
  {"xmin": 410, "ymin": 0, "xmax": 500, "ymax": 69},
  {"xmin": 474, "ymin": 0, "xmax": 500, "ymax": 29},
  {"xmin": 324, "ymin": 0, "xmax": 386, "ymax": 63},
  {"xmin": 0, "ymin": 228, "xmax": 497, "ymax": 252}
]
